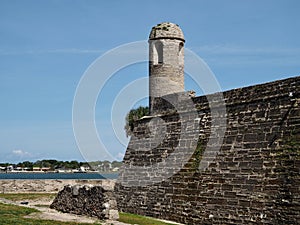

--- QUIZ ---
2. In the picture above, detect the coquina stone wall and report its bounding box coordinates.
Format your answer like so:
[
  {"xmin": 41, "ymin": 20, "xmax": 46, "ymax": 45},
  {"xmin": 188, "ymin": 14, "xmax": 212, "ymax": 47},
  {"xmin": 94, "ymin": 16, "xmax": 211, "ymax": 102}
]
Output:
[
  {"xmin": 51, "ymin": 184, "xmax": 119, "ymax": 220},
  {"xmin": 115, "ymin": 76, "xmax": 300, "ymax": 224}
]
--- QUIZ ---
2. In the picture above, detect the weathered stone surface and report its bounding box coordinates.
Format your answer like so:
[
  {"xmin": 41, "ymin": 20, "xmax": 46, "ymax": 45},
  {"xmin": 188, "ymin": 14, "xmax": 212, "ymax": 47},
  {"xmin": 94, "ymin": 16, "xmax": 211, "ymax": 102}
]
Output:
[
  {"xmin": 149, "ymin": 22, "xmax": 185, "ymax": 115},
  {"xmin": 51, "ymin": 184, "xmax": 119, "ymax": 220},
  {"xmin": 116, "ymin": 76, "xmax": 300, "ymax": 224}
]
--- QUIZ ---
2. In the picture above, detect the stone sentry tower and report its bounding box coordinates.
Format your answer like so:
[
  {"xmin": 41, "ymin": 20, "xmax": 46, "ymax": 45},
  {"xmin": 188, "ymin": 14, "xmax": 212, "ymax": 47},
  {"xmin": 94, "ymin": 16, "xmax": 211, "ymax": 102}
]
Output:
[{"xmin": 149, "ymin": 22, "xmax": 185, "ymax": 114}]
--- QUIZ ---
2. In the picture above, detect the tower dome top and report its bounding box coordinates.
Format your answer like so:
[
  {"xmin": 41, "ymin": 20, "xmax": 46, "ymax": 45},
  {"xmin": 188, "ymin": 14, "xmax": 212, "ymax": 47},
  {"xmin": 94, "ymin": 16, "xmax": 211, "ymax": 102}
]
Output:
[{"xmin": 149, "ymin": 22, "xmax": 185, "ymax": 42}]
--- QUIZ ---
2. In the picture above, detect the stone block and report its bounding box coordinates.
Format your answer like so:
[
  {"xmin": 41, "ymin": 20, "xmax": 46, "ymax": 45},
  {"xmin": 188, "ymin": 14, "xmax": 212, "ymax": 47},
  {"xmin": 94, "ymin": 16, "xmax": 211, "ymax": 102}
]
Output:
[{"xmin": 51, "ymin": 184, "xmax": 118, "ymax": 220}]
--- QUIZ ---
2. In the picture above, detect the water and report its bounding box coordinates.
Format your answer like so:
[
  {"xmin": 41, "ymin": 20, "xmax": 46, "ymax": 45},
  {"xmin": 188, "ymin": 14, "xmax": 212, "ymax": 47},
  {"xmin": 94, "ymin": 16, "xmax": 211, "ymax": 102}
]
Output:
[{"xmin": 0, "ymin": 172, "xmax": 119, "ymax": 180}]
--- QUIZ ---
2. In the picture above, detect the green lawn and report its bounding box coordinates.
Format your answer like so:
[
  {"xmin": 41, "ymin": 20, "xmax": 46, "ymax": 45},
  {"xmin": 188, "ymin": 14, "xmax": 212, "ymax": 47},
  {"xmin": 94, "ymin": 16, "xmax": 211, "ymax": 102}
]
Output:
[
  {"xmin": 0, "ymin": 202, "xmax": 97, "ymax": 225},
  {"xmin": 0, "ymin": 193, "xmax": 56, "ymax": 201},
  {"xmin": 119, "ymin": 212, "xmax": 177, "ymax": 225},
  {"xmin": 0, "ymin": 193, "xmax": 177, "ymax": 225}
]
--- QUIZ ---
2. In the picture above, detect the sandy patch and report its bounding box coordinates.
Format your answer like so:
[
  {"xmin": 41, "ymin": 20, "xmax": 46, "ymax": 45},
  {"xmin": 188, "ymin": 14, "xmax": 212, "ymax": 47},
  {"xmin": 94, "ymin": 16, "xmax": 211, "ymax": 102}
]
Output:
[{"xmin": 0, "ymin": 196, "xmax": 129, "ymax": 225}]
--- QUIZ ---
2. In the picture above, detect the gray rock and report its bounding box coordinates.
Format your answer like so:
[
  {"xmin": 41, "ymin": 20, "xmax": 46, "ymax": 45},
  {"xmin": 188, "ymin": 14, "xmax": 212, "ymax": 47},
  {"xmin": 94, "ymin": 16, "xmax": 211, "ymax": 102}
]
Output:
[{"xmin": 50, "ymin": 184, "xmax": 119, "ymax": 220}]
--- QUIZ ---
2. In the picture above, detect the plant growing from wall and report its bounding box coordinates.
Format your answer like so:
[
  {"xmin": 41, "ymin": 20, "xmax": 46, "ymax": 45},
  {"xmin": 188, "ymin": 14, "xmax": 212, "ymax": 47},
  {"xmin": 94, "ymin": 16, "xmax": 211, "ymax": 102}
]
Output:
[
  {"xmin": 191, "ymin": 138, "xmax": 205, "ymax": 172},
  {"xmin": 124, "ymin": 106, "xmax": 149, "ymax": 137},
  {"xmin": 276, "ymin": 128, "xmax": 300, "ymax": 156}
]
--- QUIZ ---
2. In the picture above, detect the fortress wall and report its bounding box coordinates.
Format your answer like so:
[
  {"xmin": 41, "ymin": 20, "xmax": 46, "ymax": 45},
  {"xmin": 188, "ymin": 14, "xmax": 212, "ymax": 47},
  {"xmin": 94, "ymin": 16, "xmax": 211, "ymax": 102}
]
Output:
[{"xmin": 115, "ymin": 76, "xmax": 300, "ymax": 224}]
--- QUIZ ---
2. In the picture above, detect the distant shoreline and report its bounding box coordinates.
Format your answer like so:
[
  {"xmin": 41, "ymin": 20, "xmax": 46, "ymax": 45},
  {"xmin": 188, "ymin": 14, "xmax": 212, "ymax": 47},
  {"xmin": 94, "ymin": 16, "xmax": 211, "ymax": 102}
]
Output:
[
  {"xmin": 0, "ymin": 171, "xmax": 118, "ymax": 174},
  {"xmin": 0, "ymin": 172, "xmax": 119, "ymax": 180},
  {"xmin": 0, "ymin": 179, "xmax": 116, "ymax": 193}
]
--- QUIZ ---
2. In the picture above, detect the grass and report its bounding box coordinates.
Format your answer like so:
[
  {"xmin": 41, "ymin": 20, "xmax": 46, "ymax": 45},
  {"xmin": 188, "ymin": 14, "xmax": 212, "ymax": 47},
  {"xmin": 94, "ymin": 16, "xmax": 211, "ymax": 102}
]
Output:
[
  {"xmin": 0, "ymin": 193, "xmax": 177, "ymax": 225},
  {"xmin": 119, "ymin": 212, "xmax": 177, "ymax": 225},
  {"xmin": 33, "ymin": 204, "xmax": 50, "ymax": 207},
  {"xmin": 0, "ymin": 193, "xmax": 56, "ymax": 201},
  {"xmin": 0, "ymin": 202, "xmax": 97, "ymax": 225}
]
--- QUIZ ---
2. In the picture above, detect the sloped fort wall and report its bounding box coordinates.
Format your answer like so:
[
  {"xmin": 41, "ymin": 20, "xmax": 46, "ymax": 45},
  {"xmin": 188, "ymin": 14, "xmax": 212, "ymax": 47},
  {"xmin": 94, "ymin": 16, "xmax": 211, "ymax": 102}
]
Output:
[{"xmin": 115, "ymin": 76, "xmax": 300, "ymax": 224}]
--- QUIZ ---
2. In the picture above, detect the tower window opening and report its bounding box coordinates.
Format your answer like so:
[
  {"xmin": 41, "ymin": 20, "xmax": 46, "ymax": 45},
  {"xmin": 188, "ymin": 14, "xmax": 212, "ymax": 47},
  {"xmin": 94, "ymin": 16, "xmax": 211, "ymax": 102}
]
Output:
[
  {"xmin": 178, "ymin": 42, "xmax": 184, "ymax": 65},
  {"xmin": 154, "ymin": 41, "xmax": 163, "ymax": 64},
  {"xmin": 178, "ymin": 42, "xmax": 184, "ymax": 55}
]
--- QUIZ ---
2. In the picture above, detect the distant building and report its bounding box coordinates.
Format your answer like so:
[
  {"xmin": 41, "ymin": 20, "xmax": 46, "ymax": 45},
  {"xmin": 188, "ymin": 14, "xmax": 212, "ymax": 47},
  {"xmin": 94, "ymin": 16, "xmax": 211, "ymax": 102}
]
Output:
[
  {"xmin": 32, "ymin": 167, "xmax": 51, "ymax": 172},
  {"xmin": 32, "ymin": 167, "xmax": 41, "ymax": 172}
]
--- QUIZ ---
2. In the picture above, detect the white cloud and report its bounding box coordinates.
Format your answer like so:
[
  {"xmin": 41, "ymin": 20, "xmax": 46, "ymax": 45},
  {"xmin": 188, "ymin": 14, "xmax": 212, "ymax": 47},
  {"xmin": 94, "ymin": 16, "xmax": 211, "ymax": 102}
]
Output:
[
  {"xmin": 116, "ymin": 152, "xmax": 125, "ymax": 161},
  {"xmin": 0, "ymin": 48, "xmax": 104, "ymax": 56},
  {"xmin": 12, "ymin": 149, "xmax": 31, "ymax": 157},
  {"xmin": 190, "ymin": 45, "xmax": 300, "ymax": 55},
  {"xmin": 187, "ymin": 45, "xmax": 300, "ymax": 67}
]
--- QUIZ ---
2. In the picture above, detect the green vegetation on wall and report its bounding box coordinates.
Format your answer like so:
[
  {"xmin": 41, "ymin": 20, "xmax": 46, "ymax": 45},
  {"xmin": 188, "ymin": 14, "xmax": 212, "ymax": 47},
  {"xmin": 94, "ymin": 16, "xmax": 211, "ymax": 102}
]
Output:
[{"xmin": 124, "ymin": 106, "xmax": 149, "ymax": 137}]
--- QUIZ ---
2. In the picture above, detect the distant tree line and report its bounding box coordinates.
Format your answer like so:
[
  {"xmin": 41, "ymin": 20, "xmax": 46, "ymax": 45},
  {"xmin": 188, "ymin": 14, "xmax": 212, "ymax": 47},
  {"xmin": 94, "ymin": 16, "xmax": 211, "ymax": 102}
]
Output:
[{"xmin": 0, "ymin": 159, "xmax": 122, "ymax": 171}]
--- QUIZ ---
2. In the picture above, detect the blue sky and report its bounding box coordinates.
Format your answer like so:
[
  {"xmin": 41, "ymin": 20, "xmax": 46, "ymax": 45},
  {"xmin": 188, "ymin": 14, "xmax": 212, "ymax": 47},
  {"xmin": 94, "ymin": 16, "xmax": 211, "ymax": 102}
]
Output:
[{"xmin": 0, "ymin": 0, "xmax": 299, "ymax": 163}]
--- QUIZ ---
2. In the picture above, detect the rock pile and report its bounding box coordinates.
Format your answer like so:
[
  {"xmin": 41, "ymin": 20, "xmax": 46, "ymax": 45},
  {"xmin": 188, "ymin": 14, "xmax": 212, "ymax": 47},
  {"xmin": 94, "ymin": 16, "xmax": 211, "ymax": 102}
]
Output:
[{"xmin": 50, "ymin": 184, "xmax": 118, "ymax": 220}]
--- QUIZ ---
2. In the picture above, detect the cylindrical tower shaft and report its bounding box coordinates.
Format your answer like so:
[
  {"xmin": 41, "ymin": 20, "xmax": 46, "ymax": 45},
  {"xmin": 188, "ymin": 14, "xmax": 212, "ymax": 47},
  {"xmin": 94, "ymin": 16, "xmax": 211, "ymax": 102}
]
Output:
[{"xmin": 148, "ymin": 22, "xmax": 185, "ymax": 114}]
